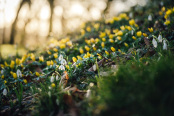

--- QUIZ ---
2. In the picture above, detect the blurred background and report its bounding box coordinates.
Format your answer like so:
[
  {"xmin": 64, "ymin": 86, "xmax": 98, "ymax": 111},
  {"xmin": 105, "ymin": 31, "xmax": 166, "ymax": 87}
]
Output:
[{"xmin": 0, "ymin": 0, "xmax": 148, "ymax": 57}]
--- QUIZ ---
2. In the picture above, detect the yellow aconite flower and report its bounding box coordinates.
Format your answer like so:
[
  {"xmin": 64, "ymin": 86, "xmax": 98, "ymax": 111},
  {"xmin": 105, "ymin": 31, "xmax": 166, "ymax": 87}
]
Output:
[
  {"xmin": 124, "ymin": 43, "xmax": 129, "ymax": 47},
  {"xmin": 1, "ymin": 64, "xmax": 4, "ymax": 68},
  {"xmin": 93, "ymin": 47, "xmax": 97, "ymax": 51},
  {"xmin": 109, "ymin": 39, "xmax": 114, "ymax": 43},
  {"xmin": 1, "ymin": 75, "xmax": 4, "ymax": 79},
  {"xmin": 95, "ymin": 38, "xmax": 99, "ymax": 43},
  {"xmin": 85, "ymin": 46, "xmax": 90, "ymax": 52},
  {"xmin": 120, "ymin": 26, "xmax": 125, "ymax": 30},
  {"xmin": 159, "ymin": 11, "xmax": 163, "ymax": 15},
  {"xmin": 136, "ymin": 31, "xmax": 142, "ymax": 37},
  {"xmin": 125, "ymin": 26, "xmax": 132, "ymax": 31},
  {"xmin": 72, "ymin": 57, "xmax": 77, "ymax": 62},
  {"xmin": 67, "ymin": 41, "xmax": 72, "ymax": 47},
  {"xmin": 111, "ymin": 47, "xmax": 116, "ymax": 52},
  {"xmin": 132, "ymin": 36, "xmax": 136, "ymax": 40},
  {"xmin": 166, "ymin": 9, "xmax": 172, "ymax": 16},
  {"xmin": 66, "ymin": 65, "xmax": 69, "ymax": 69},
  {"xmin": 54, "ymin": 53, "xmax": 58, "ymax": 59},
  {"xmin": 143, "ymin": 33, "xmax": 148, "ymax": 37},
  {"xmin": 47, "ymin": 61, "xmax": 51, "ymax": 66},
  {"xmin": 101, "ymin": 42, "xmax": 105, "ymax": 48},
  {"xmin": 23, "ymin": 79, "xmax": 27, "ymax": 84},
  {"xmin": 99, "ymin": 32, "xmax": 106, "ymax": 38},
  {"xmin": 117, "ymin": 36, "xmax": 122, "ymax": 41},
  {"xmin": 30, "ymin": 54, "xmax": 35, "ymax": 61},
  {"xmin": 109, "ymin": 34, "xmax": 114, "ymax": 39},
  {"xmin": 51, "ymin": 83, "xmax": 56, "ymax": 88},
  {"xmin": 113, "ymin": 16, "xmax": 120, "ymax": 21},
  {"xmin": 113, "ymin": 29, "xmax": 119, "ymax": 34},
  {"xmin": 50, "ymin": 60, "xmax": 54, "ymax": 65},
  {"xmin": 10, "ymin": 60, "xmax": 15, "ymax": 69},
  {"xmin": 81, "ymin": 29, "xmax": 85, "ymax": 35},
  {"xmin": 117, "ymin": 31, "xmax": 123, "ymax": 36},
  {"xmin": 85, "ymin": 40, "xmax": 91, "ymax": 45},
  {"xmin": 90, "ymin": 38, "xmax": 95, "ymax": 43},
  {"xmin": 4, "ymin": 62, "xmax": 8, "ymax": 67},
  {"xmin": 16, "ymin": 58, "xmax": 20, "ymax": 65},
  {"xmin": 94, "ymin": 23, "xmax": 100, "ymax": 30},
  {"xmin": 60, "ymin": 44, "xmax": 66, "ymax": 49},
  {"xmin": 79, "ymin": 48, "xmax": 84, "ymax": 54},
  {"xmin": 36, "ymin": 72, "xmax": 40, "ymax": 77},
  {"xmin": 118, "ymin": 49, "xmax": 121, "ymax": 52},
  {"xmin": 39, "ymin": 56, "xmax": 44, "ymax": 62},
  {"xmin": 148, "ymin": 27, "xmax": 153, "ymax": 33},
  {"xmin": 105, "ymin": 51, "xmax": 109, "ymax": 55},
  {"xmin": 162, "ymin": 7, "xmax": 165, "ymax": 12},
  {"xmin": 102, "ymin": 38, "xmax": 106, "ymax": 42},
  {"xmin": 129, "ymin": 19, "xmax": 135, "ymax": 26},
  {"xmin": 77, "ymin": 56, "xmax": 82, "ymax": 60},
  {"xmin": 86, "ymin": 26, "xmax": 91, "ymax": 32},
  {"xmin": 164, "ymin": 20, "xmax": 170, "ymax": 25},
  {"xmin": 4, "ymin": 80, "xmax": 7, "ymax": 84},
  {"xmin": 13, "ymin": 73, "xmax": 17, "ymax": 79},
  {"xmin": 53, "ymin": 48, "xmax": 58, "ymax": 52}
]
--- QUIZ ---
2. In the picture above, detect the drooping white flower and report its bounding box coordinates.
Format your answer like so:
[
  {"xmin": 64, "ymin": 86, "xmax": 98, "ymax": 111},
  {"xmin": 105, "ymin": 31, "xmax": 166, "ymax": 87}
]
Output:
[
  {"xmin": 17, "ymin": 69, "xmax": 22, "ymax": 78},
  {"xmin": 86, "ymin": 89, "xmax": 91, "ymax": 98},
  {"xmin": 1, "ymin": 70, "xmax": 4, "ymax": 74},
  {"xmin": 93, "ymin": 64, "xmax": 97, "ymax": 71},
  {"xmin": 3, "ymin": 88, "xmax": 7, "ymax": 96},
  {"xmin": 50, "ymin": 76, "xmax": 54, "ymax": 83},
  {"xmin": 59, "ymin": 65, "xmax": 65, "ymax": 70},
  {"xmin": 152, "ymin": 38, "xmax": 157, "ymax": 48},
  {"xmin": 58, "ymin": 54, "xmax": 63, "ymax": 61},
  {"xmin": 148, "ymin": 14, "xmax": 152, "ymax": 21},
  {"xmin": 48, "ymin": 91, "xmax": 51, "ymax": 97},
  {"xmin": 163, "ymin": 40, "xmax": 167, "ymax": 50},
  {"xmin": 61, "ymin": 59, "xmax": 67, "ymax": 65},
  {"xmin": 129, "ymin": 12, "xmax": 133, "ymax": 18},
  {"xmin": 157, "ymin": 35, "xmax": 163, "ymax": 43},
  {"xmin": 56, "ymin": 75, "xmax": 59, "ymax": 81},
  {"xmin": 89, "ymin": 83, "xmax": 94, "ymax": 87},
  {"xmin": 131, "ymin": 30, "xmax": 134, "ymax": 35}
]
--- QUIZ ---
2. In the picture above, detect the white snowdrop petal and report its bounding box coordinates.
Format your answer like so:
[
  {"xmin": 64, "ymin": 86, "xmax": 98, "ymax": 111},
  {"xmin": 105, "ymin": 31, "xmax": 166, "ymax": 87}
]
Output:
[
  {"xmin": 148, "ymin": 14, "xmax": 152, "ymax": 21},
  {"xmin": 93, "ymin": 64, "xmax": 97, "ymax": 71},
  {"xmin": 152, "ymin": 38, "xmax": 157, "ymax": 48},
  {"xmin": 3, "ymin": 88, "xmax": 7, "ymax": 96},
  {"xmin": 50, "ymin": 76, "xmax": 54, "ymax": 83},
  {"xmin": 157, "ymin": 35, "xmax": 162, "ymax": 43}
]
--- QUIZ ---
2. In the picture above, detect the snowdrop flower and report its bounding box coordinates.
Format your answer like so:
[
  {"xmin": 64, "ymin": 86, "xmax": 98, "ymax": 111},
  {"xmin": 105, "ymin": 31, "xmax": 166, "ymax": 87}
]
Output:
[
  {"xmin": 3, "ymin": 88, "xmax": 7, "ymax": 96},
  {"xmin": 148, "ymin": 14, "xmax": 152, "ymax": 21},
  {"xmin": 152, "ymin": 38, "xmax": 157, "ymax": 48},
  {"xmin": 50, "ymin": 76, "xmax": 54, "ymax": 83},
  {"xmin": 93, "ymin": 64, "xmax": 97, "ymax": 71},
  {"xmin": 17, "ymin": 69, "xmax": 22, "ymax": 78},
  {"xmin": 86, "ymin": 89, "xmax": 91, "ymax": 98},
  {"xmin": 157, "ymin": 35, "xmax": 163, "ymax": 43},
  {"xmin": 163, "ymin": 40, "xmax": 167, "ymax": 50},
  {"xmin": 59, "ymin": 65, "xmax": 65, "ymax": 70},
  {"xmin": 131, "ymin": 30, "xmax": 134, "ymax": 35},
  {"xmin": 1, "ymin": 70, "xmax": 4, "ymax": 74},
  {"xmin": 58, "ymin": 54, "xmax": 63, "ymax": 61},
  {"xmin": 48, "ymin": 91, "xmax": 51, "ymax": 97},
  {"xmin": 129, "ymin": 12, "xmax": 133, "ymax": 18},
  {"xmin": 61, "ymin": 59, "xmax": 67, "ymax": 65},
  {"xmin": 56, "ymin": 75, "xmax": 59, "ymax": 81}
]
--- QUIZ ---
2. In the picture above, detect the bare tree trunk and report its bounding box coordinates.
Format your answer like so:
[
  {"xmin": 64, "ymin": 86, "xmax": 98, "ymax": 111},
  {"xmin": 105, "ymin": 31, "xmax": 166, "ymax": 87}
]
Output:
[
  {"xmin": 48, "ymin": 0, "xmax": 54, "ymax": 34},
  {"xmin": 10, "ymin": 1, "xmax": 25, "ymax": 44}
]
